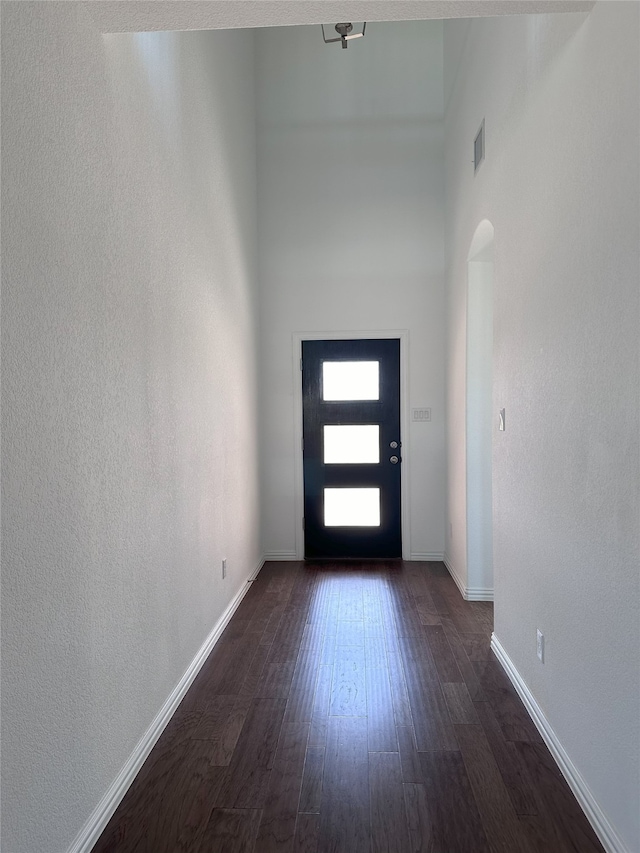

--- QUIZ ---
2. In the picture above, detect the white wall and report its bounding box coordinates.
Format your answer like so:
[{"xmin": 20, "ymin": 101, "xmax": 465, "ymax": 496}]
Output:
[
  {"xmin": 444, "ymin": 4, "xmax": 639, "ymax": 849},
  {"xmin": 256, "ymin": 21, "xmax": 446, "ymax": 560},
  {"xmin": 1, "ymin": 7, "xmax": 260, "ymax": 852}
]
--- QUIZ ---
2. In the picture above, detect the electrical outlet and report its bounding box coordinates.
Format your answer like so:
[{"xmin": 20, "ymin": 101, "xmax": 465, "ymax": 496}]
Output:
[
  {"xmin": 537, "ymin": 629, "xmax": 544, "ymax": 663},
  {"xmin": 222, "ymin": 559, "xmax": 227, "ymax": 579}
]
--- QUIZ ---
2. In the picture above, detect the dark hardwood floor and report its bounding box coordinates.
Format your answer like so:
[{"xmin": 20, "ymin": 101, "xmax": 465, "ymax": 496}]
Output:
[{"xmin": 92, "ymin": 561, "xmax": 604, "ymax": 853}]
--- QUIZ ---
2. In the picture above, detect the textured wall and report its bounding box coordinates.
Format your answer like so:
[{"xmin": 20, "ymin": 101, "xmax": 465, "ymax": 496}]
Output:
[
  {"xmin": 444, "ymin": 3, "xmax": 639, "ymax": 848},
  {"xmin": 256, "ymin": 21, "xmax": 446, "ymax": 560},
  {"xmin": 1, "ymin": 7, "xmax": 260, "ymax": 852}
]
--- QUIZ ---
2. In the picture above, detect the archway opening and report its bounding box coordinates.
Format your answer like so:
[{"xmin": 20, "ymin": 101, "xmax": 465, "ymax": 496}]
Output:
[{"xmin": 466, "ymin": 220, "xmax": 494, "ymax": 598}]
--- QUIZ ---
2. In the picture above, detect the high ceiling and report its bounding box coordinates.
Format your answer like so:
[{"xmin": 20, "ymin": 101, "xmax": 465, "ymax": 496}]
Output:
[{"xmin": 85, "ymin": 0, "xmax": 596, "ymax": 34}]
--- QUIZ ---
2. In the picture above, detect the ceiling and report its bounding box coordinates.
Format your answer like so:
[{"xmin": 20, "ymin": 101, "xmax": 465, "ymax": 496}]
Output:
[{"xmin": 85, "ymin": 0, "xmax": 596, "ymax": 34}]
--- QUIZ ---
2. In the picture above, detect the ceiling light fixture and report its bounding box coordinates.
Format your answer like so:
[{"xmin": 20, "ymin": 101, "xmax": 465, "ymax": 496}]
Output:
[{"xmin": 321, "ymin": 22, "xmax": 367, "ymax": 49}]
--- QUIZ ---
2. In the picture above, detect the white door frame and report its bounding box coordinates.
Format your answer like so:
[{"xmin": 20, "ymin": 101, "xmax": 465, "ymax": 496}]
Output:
[{"xmin": 292, "ymin": 329, "xmax": 411, "ymax": 561}]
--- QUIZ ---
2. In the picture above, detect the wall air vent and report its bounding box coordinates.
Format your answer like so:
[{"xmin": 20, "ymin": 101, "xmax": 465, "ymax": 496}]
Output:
[{"xmin": 474, "ymin": 119, "xmax": 485, "ymax": 173}]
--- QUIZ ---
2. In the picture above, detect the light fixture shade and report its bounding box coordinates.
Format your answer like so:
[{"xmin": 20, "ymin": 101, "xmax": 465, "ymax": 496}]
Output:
[{"xmin": 321, "ymin": 22, "xmax": 367, "ymax": 49}]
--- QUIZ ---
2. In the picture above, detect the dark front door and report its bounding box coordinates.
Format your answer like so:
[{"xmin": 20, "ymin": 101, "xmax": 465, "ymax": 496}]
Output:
[{"xmin": 302, "ymin": 338, "xmax": 402, "ymax": 558}]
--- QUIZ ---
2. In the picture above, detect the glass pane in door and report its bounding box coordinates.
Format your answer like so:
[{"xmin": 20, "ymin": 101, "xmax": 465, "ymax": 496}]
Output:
[
  {"xmin": 322, "ymin": 361, "xmax": 379, "ymax": 401},
  {"xmin": 323, "ymin": 425, "xmax": 380, "ymax": 464},
  {"xmin": 324, "ymin": 487, "xmax": 381, "ymax": 527}
]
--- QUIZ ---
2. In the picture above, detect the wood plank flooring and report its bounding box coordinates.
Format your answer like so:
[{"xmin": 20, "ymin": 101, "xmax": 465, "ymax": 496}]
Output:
[{"xmin": 92, "ymin": 561, "xmax": 604, "ymax": 853}]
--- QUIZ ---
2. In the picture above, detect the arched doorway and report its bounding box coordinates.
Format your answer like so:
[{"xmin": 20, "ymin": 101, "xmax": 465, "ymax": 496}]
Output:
[{"xmin": 466, "ymin": 220, "xmax": 494, "ymax": 598}]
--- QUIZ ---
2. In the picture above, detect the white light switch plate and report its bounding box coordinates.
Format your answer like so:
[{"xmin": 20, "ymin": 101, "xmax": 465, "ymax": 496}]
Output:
[{"xmin": 412, "ymin": 408, "xmax": 431, "ymax": 422}]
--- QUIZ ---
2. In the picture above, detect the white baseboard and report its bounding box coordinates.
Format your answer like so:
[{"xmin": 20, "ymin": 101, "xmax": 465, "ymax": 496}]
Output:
[
  {"xmin": 464, "ymin": 586, "xmax": 494, "ymax": 601},
  {"xmin": 490, "ymin": 634, "xmax": 629, "ymax": 853},
  {"xmin": 247, "ymin": 558, "xmax": 264, "ymax": 581},
  {"xmin": 443, "ymin": 554, "xmax": 494, "ymax": 601},
  {"xmin": 264, "ymin": 550, "xmax": 299, "ymax": 561},
  {"xmin": 443, "ymin": 553, "xmax": 466, "ymax": 595},
  {"xmin": 67, "ymin": 555, "xmax": 265, "ymax": 853},
  {"xmin": 265, "ymin": 552, "xmax": 447, "ymax": 564}
]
